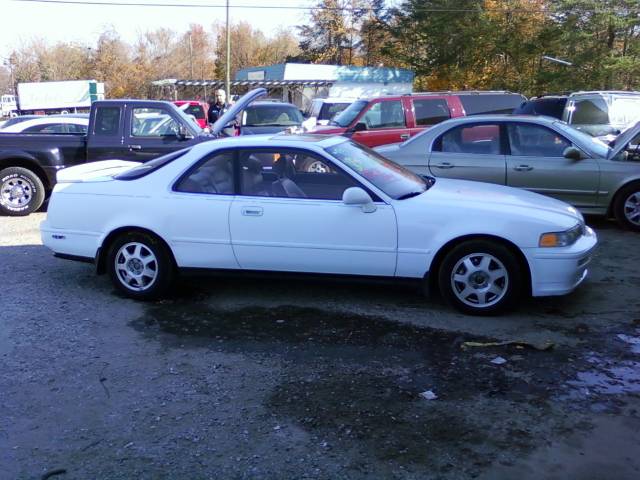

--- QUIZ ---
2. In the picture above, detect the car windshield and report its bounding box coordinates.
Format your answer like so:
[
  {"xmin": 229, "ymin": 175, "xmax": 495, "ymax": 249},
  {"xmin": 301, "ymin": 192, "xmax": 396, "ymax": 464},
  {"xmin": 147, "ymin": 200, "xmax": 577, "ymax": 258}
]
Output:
[
  {"xmin": 326, "ymin": 140, "xmax": 429, "ymax": 200},
  {"xmin": 318, "ymin": 102, "xmax": 351, "ymax": 121},
  {"xmin": 553, "ymin": 121, "xmax": 610, "ymax": 157},
  {"xmin": 243, "ymin": 105, "xmax": 303, "ymax": 126},
  {"xmin": 330, "ymin": 100, "xmax": 368, "ymax": 127}
]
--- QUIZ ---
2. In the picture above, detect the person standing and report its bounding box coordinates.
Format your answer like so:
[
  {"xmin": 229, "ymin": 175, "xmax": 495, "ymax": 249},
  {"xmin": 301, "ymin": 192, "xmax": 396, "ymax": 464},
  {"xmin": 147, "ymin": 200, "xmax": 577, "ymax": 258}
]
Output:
[{"xmin": 208, "ymin": 89, "xmax": 228, "ymax": 124}]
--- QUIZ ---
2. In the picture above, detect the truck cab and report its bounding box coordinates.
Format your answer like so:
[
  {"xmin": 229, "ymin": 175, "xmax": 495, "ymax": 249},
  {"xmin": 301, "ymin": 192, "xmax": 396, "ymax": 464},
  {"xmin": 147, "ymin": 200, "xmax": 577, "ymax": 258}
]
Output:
[{"xmin": 87, "ymin": 100, "xmax": 207, "ymax": 162}]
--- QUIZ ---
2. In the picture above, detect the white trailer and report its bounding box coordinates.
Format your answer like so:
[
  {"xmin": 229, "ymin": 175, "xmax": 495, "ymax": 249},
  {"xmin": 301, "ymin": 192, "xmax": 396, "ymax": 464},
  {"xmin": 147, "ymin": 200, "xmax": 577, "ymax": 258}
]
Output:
[{"xmin": 16, "ymin": 80, "xmax": 104, "ymax": 114}]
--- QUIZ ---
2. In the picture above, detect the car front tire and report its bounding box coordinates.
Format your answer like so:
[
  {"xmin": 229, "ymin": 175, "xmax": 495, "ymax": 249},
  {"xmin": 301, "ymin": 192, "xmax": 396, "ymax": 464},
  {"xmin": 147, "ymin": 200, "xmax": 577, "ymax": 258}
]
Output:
[
  {"xmin": 106, "ymin": 231, "xmax": 175, "ymax": 300},
  {"xmin": 437, "ymin": 240, "xmax": 522, "ymax": 316},
  {"xmin": 613, "ymin": 182, "xmax": 640, "ymax": 232},
  {"xmin": 0, "ymin": 167, "xmax": 46, "ymax": 216}
]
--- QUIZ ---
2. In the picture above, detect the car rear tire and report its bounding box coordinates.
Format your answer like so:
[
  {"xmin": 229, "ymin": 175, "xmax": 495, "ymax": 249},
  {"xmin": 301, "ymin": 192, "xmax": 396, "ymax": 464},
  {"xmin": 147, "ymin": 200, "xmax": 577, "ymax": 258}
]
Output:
[
  {"xmin": 107, "ymin": 231, "xmax": 175, "ymax": 300},
  {"xmin": 437, "ymin": 240, "xmax": 522, "ymax": 316},
  {"xmin": 613, "ymin": 182, "xmax": 640, "ymax": 231},
  {"xmin": 0, "ymin": 167, "xmax": 45, "ymax": 216}
]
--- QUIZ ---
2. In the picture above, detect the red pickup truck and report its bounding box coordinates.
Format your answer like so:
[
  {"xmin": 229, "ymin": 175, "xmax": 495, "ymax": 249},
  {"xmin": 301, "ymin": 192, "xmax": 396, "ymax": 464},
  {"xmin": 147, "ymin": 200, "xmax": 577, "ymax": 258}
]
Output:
[{"xmin": 310, "ymin": 91, "xmax": 526, "ymax": 147}]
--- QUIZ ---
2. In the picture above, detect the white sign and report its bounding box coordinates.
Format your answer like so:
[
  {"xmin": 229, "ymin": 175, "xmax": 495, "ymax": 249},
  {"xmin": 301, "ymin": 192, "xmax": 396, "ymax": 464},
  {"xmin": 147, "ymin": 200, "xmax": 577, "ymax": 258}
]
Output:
[{"xmin": 247, "ymin": 71, "xmax": 265, "ymax": 81}]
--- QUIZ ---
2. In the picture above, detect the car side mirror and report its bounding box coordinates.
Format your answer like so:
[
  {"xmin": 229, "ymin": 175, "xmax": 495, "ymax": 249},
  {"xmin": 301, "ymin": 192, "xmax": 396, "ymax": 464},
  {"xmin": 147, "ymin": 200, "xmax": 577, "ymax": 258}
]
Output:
[
  {"xmin": 342, "ymin": 187, "xmax": 376, "ymax": 213},
  {"xmin": 563, "ymin": 146, "xmax": 582, "ymax": 160},
  {"xmin": 351, "ymin": 122, "xmax": 367, "ymax": 133},
  {"xmin": 178, "ymin": 124, "xmax": 194, "ymax": 140}
]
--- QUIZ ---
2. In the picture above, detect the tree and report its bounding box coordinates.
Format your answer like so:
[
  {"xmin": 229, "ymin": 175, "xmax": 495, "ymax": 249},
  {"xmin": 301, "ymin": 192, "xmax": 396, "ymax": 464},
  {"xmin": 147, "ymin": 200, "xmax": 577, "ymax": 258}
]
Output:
[{"xmin": 298, "ymin": 0, "xmax": 368, "ymax": 64}]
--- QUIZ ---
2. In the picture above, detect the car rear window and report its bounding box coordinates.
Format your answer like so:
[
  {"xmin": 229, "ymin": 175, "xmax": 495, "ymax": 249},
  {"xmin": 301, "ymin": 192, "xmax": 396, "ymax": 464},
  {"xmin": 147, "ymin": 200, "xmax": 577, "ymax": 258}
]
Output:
[
  {"xmin": 115, "ymin": 148, "xmax": 191, "ymax": 180},
  {"xmin": 243, "ymin": 105, "xmax": 303, "ymax": 127},
  {"xmin": 460, "ymin": 94, "xmax": 527, "ymax": 115},
  {"xmin": 184, "ymin": 105, "xmax": 206, "ymax": 119}
]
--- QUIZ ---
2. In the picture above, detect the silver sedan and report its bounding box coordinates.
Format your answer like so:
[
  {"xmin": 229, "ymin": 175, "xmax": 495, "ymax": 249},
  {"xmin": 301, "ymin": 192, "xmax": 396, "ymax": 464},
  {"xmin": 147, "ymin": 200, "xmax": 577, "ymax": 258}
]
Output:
[{"xmin": 375, "ymin": 115, "xmax": 640, "ymax": 230}]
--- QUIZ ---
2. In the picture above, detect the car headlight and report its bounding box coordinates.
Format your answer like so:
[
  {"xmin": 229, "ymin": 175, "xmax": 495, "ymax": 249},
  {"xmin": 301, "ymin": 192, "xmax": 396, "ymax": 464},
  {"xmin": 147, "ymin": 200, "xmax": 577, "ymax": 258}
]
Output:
[{"xmin": 539, "ymin": 223, "xmax": 584, "ymax": 247}]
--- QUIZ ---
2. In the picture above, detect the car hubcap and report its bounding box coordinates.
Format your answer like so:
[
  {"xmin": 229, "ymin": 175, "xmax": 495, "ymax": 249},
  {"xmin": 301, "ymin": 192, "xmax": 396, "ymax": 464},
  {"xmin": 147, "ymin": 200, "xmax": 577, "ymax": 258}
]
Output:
[
  {"xmin": 306, "ymin": 161, "xmax": 329, "ymax": 173},
  {"xmin": 623, "ymin": 192, "xmax": 640, "ymax": 226},
  {"xmin": 451, "ymin": 253, "xmax": 509, "ymax": 308},
  {"xmin": 114, "ymin": 242, "xmax": 158, "ymax": 292},
  {"xmin": 1, "ymin": 177, "xmax": 32, "ymax": 208}
]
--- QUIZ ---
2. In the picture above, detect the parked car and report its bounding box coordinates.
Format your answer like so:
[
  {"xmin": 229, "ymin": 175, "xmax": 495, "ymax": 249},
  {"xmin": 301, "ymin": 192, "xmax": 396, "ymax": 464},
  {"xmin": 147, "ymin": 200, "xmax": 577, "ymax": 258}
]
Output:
[
  {"xmin": 515, "ymin": 91, "xmax": 640, "ymax": 143},
  {"xmin": 0, "ymin": 115, "xmax": 41, "ymax": 129},
  {"xmin": 41, "ymin": 132, "xmax": 596, "ymax": 315},
  {"xmin": 309, "ymin": 91, "xmax": 527, "ymax": 149},
  {"xmin": 238, "ymin": 101, "xmax": 304, "ymax": 135},
  {"xmin": 174, "ymin": 100, "xmax": 209, "ymax": 129},
  {"xmin": 0, "ymin": 115, "xmax": 89, "ymax": 134},
  {"xmin": 375, "ymin": 114, "xmax": 640, "ymax": 230},
  {"xmin": 0, "ymin": 88, "xmax": 266, "ymax": 216},
  {"xmin": 303, "ymin": 97, "xmax": 356, "ymax": 127}
]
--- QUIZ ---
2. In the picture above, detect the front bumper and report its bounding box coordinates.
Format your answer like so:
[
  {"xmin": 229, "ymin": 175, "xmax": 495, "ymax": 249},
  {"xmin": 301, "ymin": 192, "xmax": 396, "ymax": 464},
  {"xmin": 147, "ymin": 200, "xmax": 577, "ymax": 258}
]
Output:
[{"xmin": 524, "ymin": 226, "xmax": 598, "ymax": 297}]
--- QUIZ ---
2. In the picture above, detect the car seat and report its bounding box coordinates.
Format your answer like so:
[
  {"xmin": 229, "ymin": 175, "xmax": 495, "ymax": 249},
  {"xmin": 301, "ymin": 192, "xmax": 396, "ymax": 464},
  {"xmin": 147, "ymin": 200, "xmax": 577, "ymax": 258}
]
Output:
[
  {"xmin": 242, "ymin": 155, "xmax": 268, "ymax": 196},
  {"xmin": 272, "ymin": 156, "xmax": 306, "ymax": 198}
]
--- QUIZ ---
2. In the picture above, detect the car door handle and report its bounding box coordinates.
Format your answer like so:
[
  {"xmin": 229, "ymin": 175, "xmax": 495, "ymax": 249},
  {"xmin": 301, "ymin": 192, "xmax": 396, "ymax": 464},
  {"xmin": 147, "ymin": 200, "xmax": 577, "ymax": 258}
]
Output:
[
  {"xmin": 400, "ymin": 134, "xmax": 410, "ymax": 140},
  {"xmin": 128, "ymin": 145, "xmax": 142, "ymax": 151},
  {"xmin": 433, "ymin": 162, "xmax": 454, "ymax": 169},
  {"xmin": 241, "ymin": 206, "xmax": 263, "ymax": 217},
  {"xmin": 514, "ymin": 165, "xmax": 533, "ymax": 172}
]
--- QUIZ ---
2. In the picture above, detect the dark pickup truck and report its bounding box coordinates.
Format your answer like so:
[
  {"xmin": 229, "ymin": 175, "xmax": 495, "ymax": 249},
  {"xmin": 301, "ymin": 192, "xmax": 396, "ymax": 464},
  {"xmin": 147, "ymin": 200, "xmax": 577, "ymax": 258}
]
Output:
[{"xmin": 0, "ymin": 88, "xmax": 266, "ymax": 216}]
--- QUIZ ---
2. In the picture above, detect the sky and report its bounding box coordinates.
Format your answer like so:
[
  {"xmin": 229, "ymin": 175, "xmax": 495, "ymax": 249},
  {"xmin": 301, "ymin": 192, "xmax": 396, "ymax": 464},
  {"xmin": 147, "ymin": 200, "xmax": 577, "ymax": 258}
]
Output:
[{"xmin": 0, "ymin": 0, "xmax": 321, "ymax": 58}]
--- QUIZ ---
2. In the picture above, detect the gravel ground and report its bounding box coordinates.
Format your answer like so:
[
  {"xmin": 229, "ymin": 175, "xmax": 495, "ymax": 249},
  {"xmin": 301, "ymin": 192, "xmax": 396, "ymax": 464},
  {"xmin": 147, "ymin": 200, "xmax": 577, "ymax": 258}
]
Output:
[{"xmin": 1, "ymin": 213, "xmax": 640, "ymax": 479}]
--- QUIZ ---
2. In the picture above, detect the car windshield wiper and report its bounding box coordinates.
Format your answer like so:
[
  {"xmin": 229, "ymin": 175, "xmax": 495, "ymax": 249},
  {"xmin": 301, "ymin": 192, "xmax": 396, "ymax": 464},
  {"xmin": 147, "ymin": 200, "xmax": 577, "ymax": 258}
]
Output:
[{"xmin": 396, "ymin": 191, "xmax": 424, "ymax": 200}]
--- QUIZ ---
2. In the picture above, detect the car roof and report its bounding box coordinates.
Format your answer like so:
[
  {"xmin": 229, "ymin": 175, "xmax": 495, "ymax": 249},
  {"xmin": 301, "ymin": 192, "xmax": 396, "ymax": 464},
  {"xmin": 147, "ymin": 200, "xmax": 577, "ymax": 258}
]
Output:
[
  {"xmin": 248, "ymin": 101, "xmax": 298, "ymax": 107},
  {"xmin": 191, "ymin": 132, "xmax": 347, "ymax": 155}
]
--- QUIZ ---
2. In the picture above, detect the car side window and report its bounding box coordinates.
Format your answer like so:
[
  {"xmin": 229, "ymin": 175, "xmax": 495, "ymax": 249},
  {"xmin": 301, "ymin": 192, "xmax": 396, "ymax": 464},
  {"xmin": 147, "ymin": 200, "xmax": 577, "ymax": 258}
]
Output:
[
  {"xmin": 570, "ymin": 98, "xmax": 609, "ymax": 125},
  {"xmin": 360, "ymin": 100, "xmax": 405, "ymax": 129},
  {"xmin": 94, "ymin": 107, "xmax": 121, "ymax": 135},
  {"xmin": 238, "ymin": 149, "xmax": 360, "ymax": 200},
  {"xmin": 68, "ymin": 123, "xmax": 88, "ymax": 134},
  {"xmin": 24, "ymin": 124, "xmax": 67, "ymax": 133},
  {"xmin": 507, "ymin": 124, "xmax": 571, "ymax": 157},
  {"xmin": 412, "ymin": 99, "xmax": 450, "ymax": 126},
  {"xmin": 436, "ymin": 124, "xmax": 501, "ymax": 154},
  {"xmin": 132, "ymin": 108, "xmax": 180, "ymax": 137},
  {"xmin": 174, "ymin": 151, "xmax": 234, "ymax": 195}
]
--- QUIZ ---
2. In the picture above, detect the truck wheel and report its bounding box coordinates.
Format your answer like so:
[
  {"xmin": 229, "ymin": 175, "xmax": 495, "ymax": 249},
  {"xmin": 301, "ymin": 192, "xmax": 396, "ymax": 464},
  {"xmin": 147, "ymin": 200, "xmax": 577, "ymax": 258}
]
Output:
[
  {"xmin": 0, "ymin": 167, "xmax": 46, "ymax": 216},
  {"xmin": 613, "ymin": 182, "xmax": 640, "ymax": 231}
]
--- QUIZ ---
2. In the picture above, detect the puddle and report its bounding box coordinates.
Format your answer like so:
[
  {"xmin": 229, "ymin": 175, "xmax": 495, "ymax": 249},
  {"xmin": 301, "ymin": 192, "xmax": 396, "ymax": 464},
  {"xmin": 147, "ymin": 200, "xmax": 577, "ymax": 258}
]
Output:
[
  {"xmin": 132, "ymin": 303, "xmax": 576, "ymax": 470},
  {"xmin": 565, "ymin": 352, "xmax": 640, "ymax": 399},
  {"xmin": 617, "ymin": 332, "xmax": 640, "ymax": 354}
]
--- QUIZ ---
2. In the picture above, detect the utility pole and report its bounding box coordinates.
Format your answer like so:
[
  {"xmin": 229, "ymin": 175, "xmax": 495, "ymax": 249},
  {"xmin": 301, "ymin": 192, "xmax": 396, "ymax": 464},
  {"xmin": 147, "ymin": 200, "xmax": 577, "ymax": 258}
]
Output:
[
  {"xmin": 225, "ymin": 0, "xmax": 231, "ymax": 101},
  {"xmin": 189, "ymin": 32, "xmax": 194, "ymax": 79}
]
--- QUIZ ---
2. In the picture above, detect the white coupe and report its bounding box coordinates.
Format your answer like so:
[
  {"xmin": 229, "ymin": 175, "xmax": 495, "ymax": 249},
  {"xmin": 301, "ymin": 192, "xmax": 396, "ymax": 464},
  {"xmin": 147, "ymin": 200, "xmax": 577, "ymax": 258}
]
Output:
[{"xmin": 41, "ymin": 134, "xmax": 597, "ymax": 315}]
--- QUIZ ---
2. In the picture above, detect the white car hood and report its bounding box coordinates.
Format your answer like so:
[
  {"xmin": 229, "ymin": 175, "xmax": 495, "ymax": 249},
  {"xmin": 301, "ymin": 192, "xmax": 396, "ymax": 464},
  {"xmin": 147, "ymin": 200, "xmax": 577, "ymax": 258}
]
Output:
[
  {"xmin": 420, "ymin": 177, "xmax": 582, "ymax": 226},
  {"xmin": 56, "ymin": 160, "xmax": 140, "ymax": 183}
]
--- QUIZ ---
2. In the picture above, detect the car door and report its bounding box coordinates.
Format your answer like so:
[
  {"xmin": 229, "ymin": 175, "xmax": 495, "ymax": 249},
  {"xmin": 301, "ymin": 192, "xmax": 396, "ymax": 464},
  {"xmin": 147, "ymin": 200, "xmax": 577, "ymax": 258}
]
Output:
[
  {"xmin": 124, "ymin": 105, "xmax": 196, "ymax": 161},
  {"xmin": 427, "ymin": 122, "xmax": 507, "ymax": 184},
  {"xmin": 505, "ymin": 122, "xmax": 600, "ymax": 208},
  {"xmin": 350, "ymin": 98, "xmax": 409, "ymax": 147},
  {"xmin": 87, "ymin": 104, "xmax": 133, "ymax": 161},
  {"xmin": 228, "ymin": 148, "xmax": 398, "ymax": 276},
  {"xmin": 165, "ymin": 149, "xmax": 239, "ymax": 269}
]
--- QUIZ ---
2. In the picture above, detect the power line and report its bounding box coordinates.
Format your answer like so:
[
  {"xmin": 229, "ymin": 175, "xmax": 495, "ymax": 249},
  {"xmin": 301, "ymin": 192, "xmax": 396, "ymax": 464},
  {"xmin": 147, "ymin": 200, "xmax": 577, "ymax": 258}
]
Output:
[{"xmin": 9, "ymin": 0, "xmax": 636, "ymax": 14}]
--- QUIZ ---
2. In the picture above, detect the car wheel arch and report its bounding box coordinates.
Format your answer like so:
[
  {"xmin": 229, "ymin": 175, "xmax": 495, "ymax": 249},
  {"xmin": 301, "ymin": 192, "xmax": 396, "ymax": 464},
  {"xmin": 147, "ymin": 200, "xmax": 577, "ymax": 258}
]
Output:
[
  {"xmin": 608, "ymin": 179, "xmax": 640, "ymax": 217},
  {"xmin": 426, "ymin": 234, "xmax": 532, "ymax": 297},
  {"xmin": 96, "ymin": 226, "xmax": 176, "ymax": 275},
  {"xmin": 0, "ymin": 157, "xmax": 50, "ymax": 191}
]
